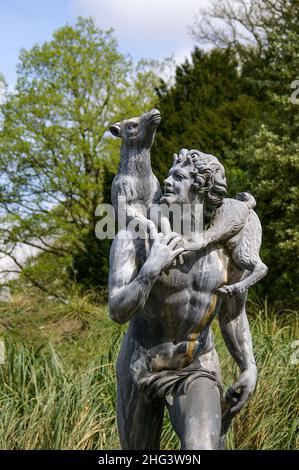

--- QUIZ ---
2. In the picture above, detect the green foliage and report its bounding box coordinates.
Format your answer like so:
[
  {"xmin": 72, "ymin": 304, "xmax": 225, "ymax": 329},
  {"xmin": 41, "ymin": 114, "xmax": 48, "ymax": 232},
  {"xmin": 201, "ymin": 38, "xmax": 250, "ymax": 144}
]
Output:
[
  {"xmin": 71, "ymin": 229, "xmax": 112, "ymax": 289},
  {"xmin": 0, "ymin": 288, "xmax": 115, "ymax": 357},
  {"xmin": 70, "ymin": 166, "xmax": 115, "ymax": 289},
  {"xmin": 0, "ymin": 17, "xmax": 165, "ymax": 292},
  {"xmin": 152, "ymin": 47, "xmax": 262, "ymax": 183}
]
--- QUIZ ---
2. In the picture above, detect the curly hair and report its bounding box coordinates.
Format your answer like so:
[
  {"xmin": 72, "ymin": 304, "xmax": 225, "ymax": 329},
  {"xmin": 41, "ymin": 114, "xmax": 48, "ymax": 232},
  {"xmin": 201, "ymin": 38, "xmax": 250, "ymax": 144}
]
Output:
[{"xmin": 175, "ymin": 148, "xmax": 227, "ymax": 222}]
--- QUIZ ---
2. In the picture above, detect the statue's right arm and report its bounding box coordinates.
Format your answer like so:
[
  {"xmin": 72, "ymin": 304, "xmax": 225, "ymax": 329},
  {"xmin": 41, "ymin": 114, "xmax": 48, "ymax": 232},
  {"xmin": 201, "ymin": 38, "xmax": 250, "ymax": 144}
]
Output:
[{"xmin": 108, "ymin": 231, "xmax": 183, "ymax": 324}]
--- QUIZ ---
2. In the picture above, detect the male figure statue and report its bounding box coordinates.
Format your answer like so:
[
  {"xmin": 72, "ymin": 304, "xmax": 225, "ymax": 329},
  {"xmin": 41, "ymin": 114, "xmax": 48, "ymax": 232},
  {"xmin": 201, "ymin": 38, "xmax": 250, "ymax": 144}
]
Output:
[{"xmin": 108, "ymin": 149, "xmax": 259, "ymax": 450}]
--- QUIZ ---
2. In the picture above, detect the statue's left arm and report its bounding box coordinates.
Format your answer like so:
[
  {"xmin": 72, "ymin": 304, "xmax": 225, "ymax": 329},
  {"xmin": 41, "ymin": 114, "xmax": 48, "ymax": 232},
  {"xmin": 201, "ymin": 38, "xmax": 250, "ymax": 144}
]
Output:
[{"xmin": 218, "ymin": 301, "xmax": 257, "ymax": 414}]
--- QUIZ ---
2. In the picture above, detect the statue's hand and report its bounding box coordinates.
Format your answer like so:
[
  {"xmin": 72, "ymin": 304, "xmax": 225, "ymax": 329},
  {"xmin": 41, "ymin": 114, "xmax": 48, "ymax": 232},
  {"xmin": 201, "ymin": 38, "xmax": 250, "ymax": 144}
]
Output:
[
  {"xmin": 225, "ymin": 366, "xmax": 257, "ymax": 415},
  {"xmin": 147, "ymin": 232, "xmax": 185, "ymax": 273}
]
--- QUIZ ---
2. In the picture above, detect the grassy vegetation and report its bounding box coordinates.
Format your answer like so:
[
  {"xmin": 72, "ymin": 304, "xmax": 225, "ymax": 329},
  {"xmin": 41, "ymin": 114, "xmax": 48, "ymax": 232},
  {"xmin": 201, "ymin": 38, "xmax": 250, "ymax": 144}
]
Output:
[{"xmin": 0, "ymin": 289, "xmax": 298, "ymax": 449}]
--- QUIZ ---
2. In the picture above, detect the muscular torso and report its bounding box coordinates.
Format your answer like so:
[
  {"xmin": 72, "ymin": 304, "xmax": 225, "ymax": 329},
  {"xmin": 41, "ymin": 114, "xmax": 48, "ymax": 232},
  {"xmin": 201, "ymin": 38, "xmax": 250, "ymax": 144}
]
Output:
[{"xmin": 128, "ymin": 238, "xmax": 229, "ymax": 372}]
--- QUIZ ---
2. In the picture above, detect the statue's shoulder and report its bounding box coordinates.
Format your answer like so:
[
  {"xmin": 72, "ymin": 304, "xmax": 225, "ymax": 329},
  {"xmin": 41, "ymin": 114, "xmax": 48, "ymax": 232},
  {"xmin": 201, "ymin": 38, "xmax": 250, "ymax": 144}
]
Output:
[
  {"xmin": 208, "ymin": 197, "xmax": 250, "ymax": 235},
  {"xmin": 216, "ymin": 197, "xmax": 249, "ymax": 219}
]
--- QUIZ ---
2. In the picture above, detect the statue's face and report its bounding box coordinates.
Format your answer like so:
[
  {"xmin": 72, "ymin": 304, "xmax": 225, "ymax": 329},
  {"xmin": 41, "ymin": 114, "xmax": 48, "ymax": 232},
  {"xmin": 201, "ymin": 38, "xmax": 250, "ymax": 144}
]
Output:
[{"xmin": 161, "ymin": 162, "xmax": 198, "ymax": 205}]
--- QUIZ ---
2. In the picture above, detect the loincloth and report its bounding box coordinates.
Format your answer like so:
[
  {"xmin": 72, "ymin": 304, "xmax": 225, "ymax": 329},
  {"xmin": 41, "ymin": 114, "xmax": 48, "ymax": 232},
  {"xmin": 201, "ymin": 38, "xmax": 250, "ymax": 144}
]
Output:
[{"xmin": 138, "ymin": 367, "xmax": 223, "ymax": 406}]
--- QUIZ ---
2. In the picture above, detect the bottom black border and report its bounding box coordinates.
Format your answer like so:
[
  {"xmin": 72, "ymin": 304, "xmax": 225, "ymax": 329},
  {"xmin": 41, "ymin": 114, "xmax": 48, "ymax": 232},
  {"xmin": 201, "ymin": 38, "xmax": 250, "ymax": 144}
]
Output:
[{"xmin": 0, "ymin": 449, "xmax": 296, "ymax": 467}]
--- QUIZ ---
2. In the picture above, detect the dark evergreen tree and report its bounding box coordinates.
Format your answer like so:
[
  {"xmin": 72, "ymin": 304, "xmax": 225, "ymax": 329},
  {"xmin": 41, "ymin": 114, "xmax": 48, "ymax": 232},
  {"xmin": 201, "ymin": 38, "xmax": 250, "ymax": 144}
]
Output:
[{"xmin": 152, "ymin": 47, "xmax": 262, "ymax": 185}]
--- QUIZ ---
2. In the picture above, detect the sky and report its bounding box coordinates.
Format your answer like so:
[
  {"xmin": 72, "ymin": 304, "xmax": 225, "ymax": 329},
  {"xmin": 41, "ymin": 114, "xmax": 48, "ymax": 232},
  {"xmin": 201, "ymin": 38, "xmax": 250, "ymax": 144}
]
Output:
[{"xmin": 0, "ymin": 0, "xmax": 211, "ymax": 90}]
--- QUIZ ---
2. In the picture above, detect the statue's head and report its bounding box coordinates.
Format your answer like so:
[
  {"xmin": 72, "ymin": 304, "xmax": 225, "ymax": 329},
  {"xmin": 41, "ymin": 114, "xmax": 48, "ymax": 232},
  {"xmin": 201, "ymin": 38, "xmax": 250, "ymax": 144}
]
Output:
[
  {"xmin": 109, "ymin": 109, "xmax": 161, "ymax": 150},
  {"xmin": 161, "ymin": 148, "xmax": 227, "ymax": 221}
]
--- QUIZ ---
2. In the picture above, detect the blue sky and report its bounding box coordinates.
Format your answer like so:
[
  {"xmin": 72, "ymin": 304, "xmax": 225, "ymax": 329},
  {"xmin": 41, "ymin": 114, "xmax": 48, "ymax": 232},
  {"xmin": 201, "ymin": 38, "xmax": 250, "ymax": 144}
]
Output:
[
  {"xmin": 0, "ymin": 0, "xmax": 210, "ymax": 89},
  {"xmin": 0, "ymin": 0, "xmax": 75, "ymax": 87}
]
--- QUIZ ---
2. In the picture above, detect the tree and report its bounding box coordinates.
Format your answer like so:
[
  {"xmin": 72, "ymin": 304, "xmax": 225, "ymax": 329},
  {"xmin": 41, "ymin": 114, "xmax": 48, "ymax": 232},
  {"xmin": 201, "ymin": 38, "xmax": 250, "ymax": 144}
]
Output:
[
  {"xmin": 190, "ymin": 0, "xmax": 299, "ymax": 304},
  {"xmin": 152, "ymin": 47, "xmax": 262, "ymax": 184},
  {"xmin": 0, "ymin": 17, "xmax": 167, "ymax": 295},
  {"xmin": 190, "ymin": 0, "xmax": 292, "ymax": 55}
]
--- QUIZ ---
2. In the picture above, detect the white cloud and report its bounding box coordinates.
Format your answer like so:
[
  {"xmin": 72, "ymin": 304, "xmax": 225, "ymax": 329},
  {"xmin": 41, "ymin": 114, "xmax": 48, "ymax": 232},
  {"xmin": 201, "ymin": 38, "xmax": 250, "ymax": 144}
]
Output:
[{"xmin": 72, "ymin": 0, "xmax": 210, "ymax": 61}]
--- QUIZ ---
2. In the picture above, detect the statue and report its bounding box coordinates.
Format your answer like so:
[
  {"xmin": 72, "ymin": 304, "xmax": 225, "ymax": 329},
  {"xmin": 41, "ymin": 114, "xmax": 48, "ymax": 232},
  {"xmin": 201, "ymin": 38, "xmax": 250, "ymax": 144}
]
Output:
[{"xmin": 108, "ymin": 110, "xmax": 267, "ymax": 450}]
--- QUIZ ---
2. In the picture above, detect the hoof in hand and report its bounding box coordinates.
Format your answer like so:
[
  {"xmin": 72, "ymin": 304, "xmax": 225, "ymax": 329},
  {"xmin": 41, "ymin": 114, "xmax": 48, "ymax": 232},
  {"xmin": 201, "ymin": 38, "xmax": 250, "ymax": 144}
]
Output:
[
  {"xmin": 216, "ymin": 285, "xmax": 236, "ymax": 297},
  {"xmin": 216, "ymin": 283, "xmax": 247, "ymax": 297}
]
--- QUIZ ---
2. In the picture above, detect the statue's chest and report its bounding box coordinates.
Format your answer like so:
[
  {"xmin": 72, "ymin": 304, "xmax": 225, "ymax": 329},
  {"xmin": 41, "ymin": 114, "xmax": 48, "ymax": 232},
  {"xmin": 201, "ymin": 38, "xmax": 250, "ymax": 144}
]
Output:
[
  {"xmin": 136, "ymin": 240, "xmax": 227, "ymax": 293},
  {"xmin": 156, "ymin": 248, "xmax": 227, "ymax": 293}
]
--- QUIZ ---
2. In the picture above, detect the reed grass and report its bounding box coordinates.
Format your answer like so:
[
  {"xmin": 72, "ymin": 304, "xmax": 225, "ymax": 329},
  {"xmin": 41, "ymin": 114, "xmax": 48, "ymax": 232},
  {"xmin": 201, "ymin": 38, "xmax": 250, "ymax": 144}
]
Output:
[{"xmin": 0, "ymin": 294, "xmax": 298, "ymax": 449}]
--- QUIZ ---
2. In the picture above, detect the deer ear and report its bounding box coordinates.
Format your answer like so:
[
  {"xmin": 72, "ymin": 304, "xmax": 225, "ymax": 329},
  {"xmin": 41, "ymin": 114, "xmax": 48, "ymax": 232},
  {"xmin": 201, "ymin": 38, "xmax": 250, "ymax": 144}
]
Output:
[{"xmin": 109, "ymin": 123, "xmax": 121, "ymax": 137}]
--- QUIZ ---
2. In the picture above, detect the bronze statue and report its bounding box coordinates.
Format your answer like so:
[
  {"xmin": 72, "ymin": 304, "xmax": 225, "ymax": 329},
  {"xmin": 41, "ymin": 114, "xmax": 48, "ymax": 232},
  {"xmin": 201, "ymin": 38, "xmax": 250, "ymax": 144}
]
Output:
[{"xmin": 108, "ymin": 111, "xmax": 267, "ymax": 450}]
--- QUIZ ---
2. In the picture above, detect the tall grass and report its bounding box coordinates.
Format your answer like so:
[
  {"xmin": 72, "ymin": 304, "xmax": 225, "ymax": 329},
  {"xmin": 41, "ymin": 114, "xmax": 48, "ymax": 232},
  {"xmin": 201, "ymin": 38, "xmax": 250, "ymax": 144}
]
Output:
[
  {"xmin": 226, "ymin": 300, "xmax": 299, "ymax": 449},
  {"xmin": 0, "ymin": 298, "xmax": 298, "ymax": 449},
  {"xmin": 0, "ymin": 335, "xmax": 120, "ymax": 449}
]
